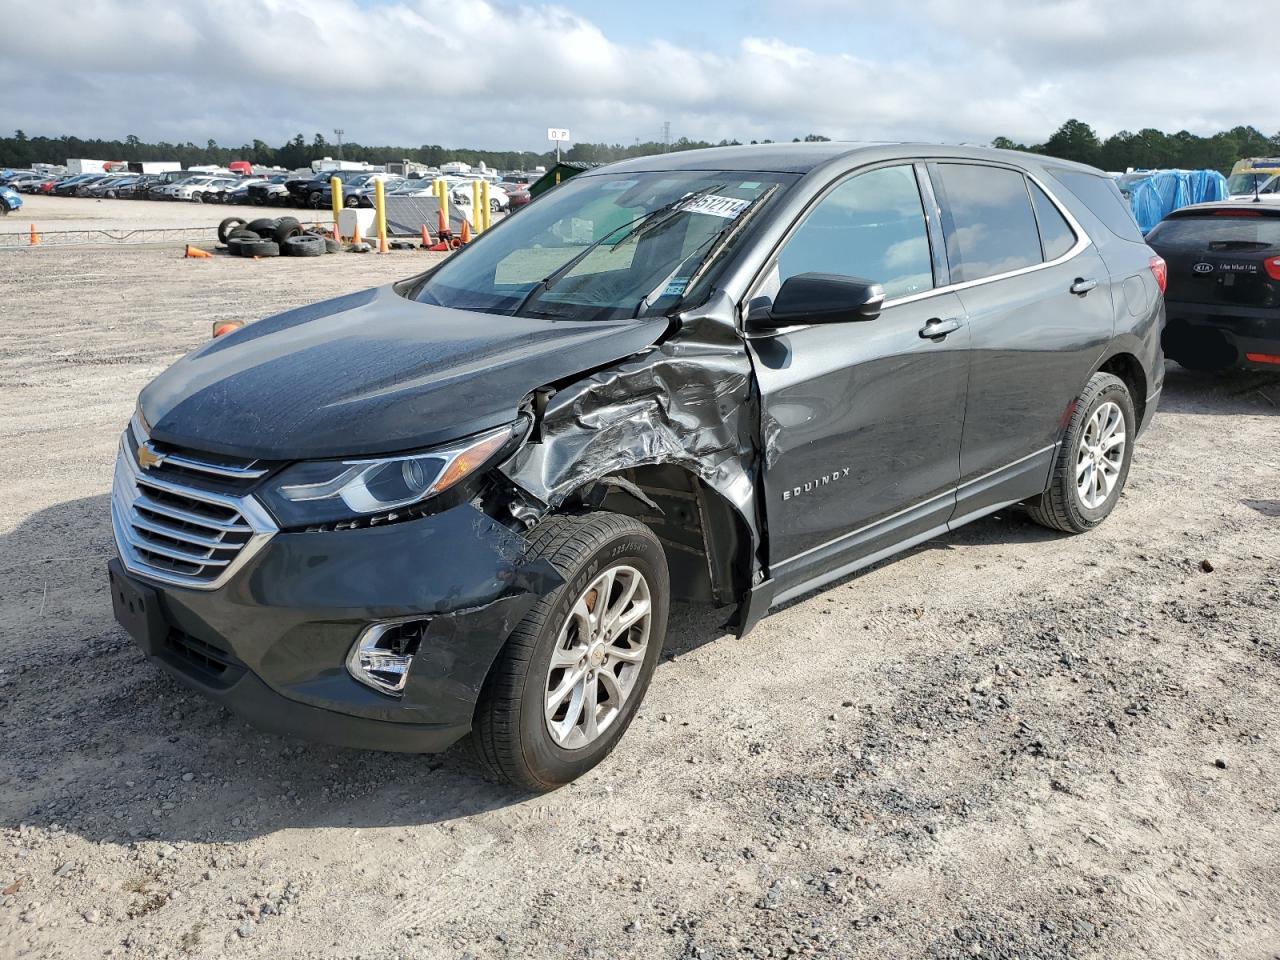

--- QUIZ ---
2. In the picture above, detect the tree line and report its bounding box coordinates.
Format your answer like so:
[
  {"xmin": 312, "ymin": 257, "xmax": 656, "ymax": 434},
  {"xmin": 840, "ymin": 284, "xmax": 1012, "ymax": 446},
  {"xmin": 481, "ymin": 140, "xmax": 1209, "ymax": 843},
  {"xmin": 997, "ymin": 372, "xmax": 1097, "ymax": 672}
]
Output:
[
  {"xmin": 994, "ymin": 119, "xmax": 1279, "ymax": 173},
  {"xmin": 2, "ymin": 121, "xmax": 1276, "ymax": 173}
]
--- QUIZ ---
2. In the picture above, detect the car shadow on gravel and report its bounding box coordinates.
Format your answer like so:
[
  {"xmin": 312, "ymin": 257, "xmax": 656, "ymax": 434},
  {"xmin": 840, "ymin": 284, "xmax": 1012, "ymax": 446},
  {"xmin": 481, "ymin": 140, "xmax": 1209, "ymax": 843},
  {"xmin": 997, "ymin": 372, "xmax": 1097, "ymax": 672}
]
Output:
[
  {"xmin": 1161, "ymin": 362, "xmax": 1279, "ymax": 415},
  {"xmin": 0, "ymin": 493, "xmax": 736, "ymax": 848}
]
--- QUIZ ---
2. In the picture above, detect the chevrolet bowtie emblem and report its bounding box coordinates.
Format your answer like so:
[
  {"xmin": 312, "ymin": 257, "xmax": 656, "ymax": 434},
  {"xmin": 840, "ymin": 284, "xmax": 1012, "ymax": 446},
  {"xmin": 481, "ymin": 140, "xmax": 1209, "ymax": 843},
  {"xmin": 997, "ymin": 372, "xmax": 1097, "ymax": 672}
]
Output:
[{"xmin": 137, "ymin": 443, "xmax": 165, "ymax": 470}]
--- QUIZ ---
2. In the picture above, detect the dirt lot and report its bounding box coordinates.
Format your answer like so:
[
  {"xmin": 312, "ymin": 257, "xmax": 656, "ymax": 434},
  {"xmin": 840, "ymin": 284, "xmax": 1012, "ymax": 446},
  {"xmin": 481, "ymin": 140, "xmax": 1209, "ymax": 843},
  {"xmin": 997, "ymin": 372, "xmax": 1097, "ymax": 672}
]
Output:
[{"xmin": 1, "ymin": 237, "xmax": 1278, "ymax": 960}]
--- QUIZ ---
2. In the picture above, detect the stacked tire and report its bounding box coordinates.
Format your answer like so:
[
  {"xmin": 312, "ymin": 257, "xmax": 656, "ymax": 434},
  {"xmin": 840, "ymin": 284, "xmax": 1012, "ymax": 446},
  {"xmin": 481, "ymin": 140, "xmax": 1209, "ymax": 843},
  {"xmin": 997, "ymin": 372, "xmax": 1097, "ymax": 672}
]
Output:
[{"xmin": 218, "ymin": 216, "xmax": 338, "ymax": 257}]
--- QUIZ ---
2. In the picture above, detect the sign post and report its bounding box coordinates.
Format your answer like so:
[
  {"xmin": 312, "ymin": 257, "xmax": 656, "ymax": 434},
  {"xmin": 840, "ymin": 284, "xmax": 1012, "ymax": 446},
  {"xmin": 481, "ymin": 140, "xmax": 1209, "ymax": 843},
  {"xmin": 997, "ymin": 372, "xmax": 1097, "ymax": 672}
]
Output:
[{"xmin": 547, "ymin": 128, "xmax": 570, "ymax": 164}]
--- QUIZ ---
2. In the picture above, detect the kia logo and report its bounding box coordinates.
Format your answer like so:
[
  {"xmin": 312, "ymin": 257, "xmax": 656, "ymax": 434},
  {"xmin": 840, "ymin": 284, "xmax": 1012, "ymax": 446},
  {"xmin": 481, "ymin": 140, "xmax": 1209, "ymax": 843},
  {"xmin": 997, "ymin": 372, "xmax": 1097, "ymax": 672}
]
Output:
[{"xmin": 1192, "ymin": 262, "xmax": 1214, "ymax": 274}]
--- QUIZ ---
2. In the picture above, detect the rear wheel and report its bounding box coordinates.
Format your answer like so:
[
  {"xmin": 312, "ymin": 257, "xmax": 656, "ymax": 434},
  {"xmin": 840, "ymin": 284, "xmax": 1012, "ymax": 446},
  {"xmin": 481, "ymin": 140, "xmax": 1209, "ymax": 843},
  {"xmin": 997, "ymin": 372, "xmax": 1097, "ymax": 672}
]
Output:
[
  {"xmin": 472, "ymin": 513, "xmax": 669, "ymax": 791},
  {"xmin": 1026, "ymin": 372, "xmax": 1134, "ymax": 533}
]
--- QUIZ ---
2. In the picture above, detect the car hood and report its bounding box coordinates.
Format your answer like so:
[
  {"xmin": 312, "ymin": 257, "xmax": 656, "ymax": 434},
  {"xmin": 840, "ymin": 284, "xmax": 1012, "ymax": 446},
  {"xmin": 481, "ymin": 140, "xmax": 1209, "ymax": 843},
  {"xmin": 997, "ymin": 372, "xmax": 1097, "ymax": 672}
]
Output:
[{"xmin": 139, "ymin": 284, "xmax": 669, "ymax": 461}]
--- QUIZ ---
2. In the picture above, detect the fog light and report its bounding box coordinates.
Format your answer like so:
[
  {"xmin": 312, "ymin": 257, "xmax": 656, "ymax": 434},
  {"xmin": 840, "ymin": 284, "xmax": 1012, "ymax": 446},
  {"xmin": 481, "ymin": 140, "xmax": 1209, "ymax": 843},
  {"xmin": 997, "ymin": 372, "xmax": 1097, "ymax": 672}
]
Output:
[{"xmin": 346, "ymin": 620, "xmax": 427, "ymax": 696}]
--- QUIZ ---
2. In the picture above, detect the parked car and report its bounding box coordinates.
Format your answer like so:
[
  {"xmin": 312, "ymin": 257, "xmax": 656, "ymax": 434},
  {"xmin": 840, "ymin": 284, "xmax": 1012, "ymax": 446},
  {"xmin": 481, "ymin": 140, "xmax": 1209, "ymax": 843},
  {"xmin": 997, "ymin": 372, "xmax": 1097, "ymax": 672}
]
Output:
[
  {"xmin": 169, "ymin": 176, "xmax": 239, "ymax": 202},
  {"xmin": 108, "ymin": 143, "xmax": 1164, "ymax": 790},
  {"xmin": 286, "ymin": 169, "xmax": 373, "ymax": 208},
  {"xmin": 246, "ymin": 175, "xmax": 292, "ymax": 206},
  {"xmin": 1146, "ymin": 202, "xmax": 1280, "ymax": 370},
  {"xmin": 0, "ymin": 184, "xmax": 22, "ymax": 215},
  {"xmin": 450, "ymin": 179, "xmax": 510, "ymax": 214},
  {"xmin": 87, "ymin": 175, "xmax": 140, "ymax": 198},
  {"xmin": 48, "ymin": 174, "xmax": 96, "ymax": 196},
  {"xmin": 205, "ymin": 178, "xmax": 267, "ymax": 204},
  {"xmin": 336, "ymin": 176, "xmax": 407, "ymax": 207},
  {"xmin": 310, "ymin": 172, "xmax": 401, "ymax": 209},
  {"xmin": 18, "ymin": 175, "xmax": 58, "ymax": 194},
  {"xmin": 1225, "ymin": 174, "xmax": 1280, "ymax": 203}
]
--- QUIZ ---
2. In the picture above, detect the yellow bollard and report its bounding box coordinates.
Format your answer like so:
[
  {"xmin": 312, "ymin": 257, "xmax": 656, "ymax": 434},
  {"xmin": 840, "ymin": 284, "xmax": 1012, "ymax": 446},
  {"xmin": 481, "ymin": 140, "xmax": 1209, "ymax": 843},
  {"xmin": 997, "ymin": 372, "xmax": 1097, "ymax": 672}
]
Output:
[
  {"xmin": 330, "ymin": 176, "xmax": 343, "ymax": 240},
  {"xmin": 374, "ymin": 178, "xmax": 388, "ymax": 253},
  {"xmin": 435, "ymin": 178, "xmax": 449, "ymax": 234},
  {"xmin": 481, "ymin": 180, "xmax": 491, "ymax": 231},
  {"xmin": 471, "ymin": 180, "xmax": 482, "ymax": 235}
]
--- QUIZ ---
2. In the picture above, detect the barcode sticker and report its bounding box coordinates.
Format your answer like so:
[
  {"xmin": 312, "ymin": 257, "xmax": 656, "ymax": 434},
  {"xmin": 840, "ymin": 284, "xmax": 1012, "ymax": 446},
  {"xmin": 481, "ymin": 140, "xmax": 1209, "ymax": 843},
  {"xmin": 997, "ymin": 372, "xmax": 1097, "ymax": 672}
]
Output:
[{"xmin": 679, "ymin": 194, "xmax": 751, "ymax": 219}]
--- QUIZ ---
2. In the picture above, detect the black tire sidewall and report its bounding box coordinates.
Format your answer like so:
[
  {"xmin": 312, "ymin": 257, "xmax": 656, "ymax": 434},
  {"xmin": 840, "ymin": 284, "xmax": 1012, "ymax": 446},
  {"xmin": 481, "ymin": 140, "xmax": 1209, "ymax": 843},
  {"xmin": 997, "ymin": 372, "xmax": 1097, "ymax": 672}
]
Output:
[
  {"xmin": 1065, "ymin": 378, "xmax": 1135, "ymax": 528},
  {"xmin": 515, "ymin": 527, "xmax": 668, "ymax": 787}
]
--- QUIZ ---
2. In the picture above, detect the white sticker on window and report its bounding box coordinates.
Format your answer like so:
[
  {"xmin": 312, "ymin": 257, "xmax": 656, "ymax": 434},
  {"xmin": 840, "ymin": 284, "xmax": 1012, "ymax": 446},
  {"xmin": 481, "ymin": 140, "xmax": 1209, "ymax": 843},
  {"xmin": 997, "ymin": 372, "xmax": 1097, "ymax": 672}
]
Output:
[{"xmin": 679, "ymin": 194, "xmax": 751, "ymax": 219}]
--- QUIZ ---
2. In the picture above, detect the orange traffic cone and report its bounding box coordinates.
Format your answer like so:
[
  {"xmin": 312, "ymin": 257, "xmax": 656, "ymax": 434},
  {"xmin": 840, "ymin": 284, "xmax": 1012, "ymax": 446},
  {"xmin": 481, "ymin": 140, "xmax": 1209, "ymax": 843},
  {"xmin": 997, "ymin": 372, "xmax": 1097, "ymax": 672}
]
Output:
[
  {"xmin": 378, "ymin": 235, "xmax": 389, "ymax": 254},
  {"xmin": 352, "ymin": 220, "xmax": 362, "ymax": 245},
  {"xmin": 428, "ymin": 241, "xmax": 450, "ymax": 252},
  {"xmin": 420, "ymin": 224, "xmax": 433, "ymax": 248},
  {"xmin": 437, "ymin": 208, "xmax": 448, "ymax": 237},
  {"xmin": 28, "ymin": 223, "xmax": 40, "ymax": 245},
  {"xmin": 184, "ymin": 245, "xmax": 213, "ymax": 259},
  {"xmin": 459, "ymin": 219, "xmax": 472, "ymax": 244}
]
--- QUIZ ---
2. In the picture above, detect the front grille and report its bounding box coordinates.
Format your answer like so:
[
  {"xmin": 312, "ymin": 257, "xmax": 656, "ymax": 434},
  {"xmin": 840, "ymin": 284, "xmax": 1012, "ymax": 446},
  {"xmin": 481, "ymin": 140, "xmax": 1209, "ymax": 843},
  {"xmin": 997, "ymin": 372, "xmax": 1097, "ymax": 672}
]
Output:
[{"xmin": 111, "ymin": 424, "xmax": 277, "ymax": 590}]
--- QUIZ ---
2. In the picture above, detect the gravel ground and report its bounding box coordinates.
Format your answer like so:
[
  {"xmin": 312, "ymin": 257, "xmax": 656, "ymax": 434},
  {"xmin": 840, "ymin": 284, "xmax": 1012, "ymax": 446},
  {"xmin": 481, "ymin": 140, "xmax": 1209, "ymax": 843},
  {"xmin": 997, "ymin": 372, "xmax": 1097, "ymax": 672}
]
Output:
[{"xmin": 1, "ymin": 239, "xmax": 1278, "ymax": 960}]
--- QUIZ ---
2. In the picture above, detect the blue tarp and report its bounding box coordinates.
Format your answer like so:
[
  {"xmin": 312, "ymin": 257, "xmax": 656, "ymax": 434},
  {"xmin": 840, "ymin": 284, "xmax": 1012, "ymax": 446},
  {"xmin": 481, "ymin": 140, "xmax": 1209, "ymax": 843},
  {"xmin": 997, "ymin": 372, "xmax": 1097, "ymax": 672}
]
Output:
[{"xmin": 1130, "ymin": 169, "xmax": 1229, "ymax": 234}]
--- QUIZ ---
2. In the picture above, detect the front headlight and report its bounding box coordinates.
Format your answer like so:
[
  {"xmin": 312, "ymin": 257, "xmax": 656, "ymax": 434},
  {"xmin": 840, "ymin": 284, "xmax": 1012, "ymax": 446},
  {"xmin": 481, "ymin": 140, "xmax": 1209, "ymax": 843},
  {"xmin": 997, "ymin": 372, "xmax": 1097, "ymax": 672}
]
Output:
[{"xmin": 260, "ymin": 421, "xmax": 523, "ymax": 527}]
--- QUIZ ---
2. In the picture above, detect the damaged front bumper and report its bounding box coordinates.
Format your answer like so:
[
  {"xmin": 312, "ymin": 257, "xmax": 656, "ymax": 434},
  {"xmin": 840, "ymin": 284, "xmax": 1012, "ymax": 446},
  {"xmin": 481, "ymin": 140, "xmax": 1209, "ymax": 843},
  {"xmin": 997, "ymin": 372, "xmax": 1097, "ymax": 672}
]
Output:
[{"xmin": 109, "ymin": 502, "xmax": 562, "ymax": 752}]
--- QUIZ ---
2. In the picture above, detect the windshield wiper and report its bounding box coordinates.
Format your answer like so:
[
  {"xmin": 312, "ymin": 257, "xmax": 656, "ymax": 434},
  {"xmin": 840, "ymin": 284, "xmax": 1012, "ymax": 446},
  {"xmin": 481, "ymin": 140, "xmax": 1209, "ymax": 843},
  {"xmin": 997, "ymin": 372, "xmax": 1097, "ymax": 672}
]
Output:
[
  {"xmin": 633, "ymin": 183, "xmax": 780, "ymax": 317},
  {"xmin": 510, "ymin": 185, "xmax": 725, "ymax": 317}
]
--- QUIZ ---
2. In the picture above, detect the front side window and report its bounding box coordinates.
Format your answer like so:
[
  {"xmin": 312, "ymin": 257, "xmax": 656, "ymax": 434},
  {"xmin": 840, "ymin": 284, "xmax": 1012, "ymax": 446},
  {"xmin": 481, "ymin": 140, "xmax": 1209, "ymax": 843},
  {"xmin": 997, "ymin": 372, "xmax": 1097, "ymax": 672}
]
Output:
[
  {"xmin": 774, "ymin": 165, "xmax": 935, "ymax": 300},
  {"xmin": 935, "ymin": 164, "xmax": 1043, "ymax": 282},
  {"xmin": 413, "ymin": 170, "xmax": 793, "ymax": 321}
]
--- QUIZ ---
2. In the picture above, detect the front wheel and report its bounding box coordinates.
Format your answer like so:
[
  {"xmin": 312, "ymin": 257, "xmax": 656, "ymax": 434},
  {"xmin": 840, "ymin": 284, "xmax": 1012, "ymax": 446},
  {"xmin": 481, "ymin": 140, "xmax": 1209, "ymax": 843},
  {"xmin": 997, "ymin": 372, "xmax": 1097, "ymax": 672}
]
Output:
[
  {"xmin": 472, "ymin": 513, "xmax": 669, "ymax": 791},
  {"xmin": 1026, "ymin": 371, "xmax": 1135, "ymax": 533}
]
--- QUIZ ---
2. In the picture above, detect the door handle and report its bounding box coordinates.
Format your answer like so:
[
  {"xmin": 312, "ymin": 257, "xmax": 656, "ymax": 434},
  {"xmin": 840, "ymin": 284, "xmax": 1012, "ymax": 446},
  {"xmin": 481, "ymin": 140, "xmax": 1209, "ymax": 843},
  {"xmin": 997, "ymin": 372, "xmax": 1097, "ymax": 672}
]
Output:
[
  {"xmin": 919, "ymin": 316, "xmax": 963, "ymax": 340},
  {"xmin": 1070, "ymin": 277, "xmax": 1098, "ymax": 295}
]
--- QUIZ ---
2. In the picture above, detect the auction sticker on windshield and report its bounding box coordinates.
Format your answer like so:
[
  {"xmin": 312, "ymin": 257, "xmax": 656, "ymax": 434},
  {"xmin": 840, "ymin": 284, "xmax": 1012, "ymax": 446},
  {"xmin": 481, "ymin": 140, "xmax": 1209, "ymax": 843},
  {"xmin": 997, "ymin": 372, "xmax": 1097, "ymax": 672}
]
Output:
[{"xmin": 679, "ymin": 194, "xmax": 752, "ymax": 218}]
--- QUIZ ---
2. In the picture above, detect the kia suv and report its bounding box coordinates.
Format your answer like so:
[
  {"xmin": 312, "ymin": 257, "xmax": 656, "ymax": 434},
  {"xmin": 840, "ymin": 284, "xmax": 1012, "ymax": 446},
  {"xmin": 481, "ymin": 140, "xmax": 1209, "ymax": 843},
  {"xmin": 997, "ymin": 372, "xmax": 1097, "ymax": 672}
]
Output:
[{"xmin": 109, "ymin": 143, "xmax": 1165, "ymax": 790}]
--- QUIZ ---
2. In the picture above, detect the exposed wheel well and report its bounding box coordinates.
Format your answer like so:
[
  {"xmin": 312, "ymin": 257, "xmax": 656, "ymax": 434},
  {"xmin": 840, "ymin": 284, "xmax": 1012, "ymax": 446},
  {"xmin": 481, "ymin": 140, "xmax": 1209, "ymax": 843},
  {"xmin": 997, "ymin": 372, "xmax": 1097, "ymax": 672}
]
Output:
[
  {"xmin": 565, "ymin": 464, "xmax": 754, "ymax": 609},
  {"xmin": 1098, "ymin": 353, "xmax": 1147, "ymax": 427}
]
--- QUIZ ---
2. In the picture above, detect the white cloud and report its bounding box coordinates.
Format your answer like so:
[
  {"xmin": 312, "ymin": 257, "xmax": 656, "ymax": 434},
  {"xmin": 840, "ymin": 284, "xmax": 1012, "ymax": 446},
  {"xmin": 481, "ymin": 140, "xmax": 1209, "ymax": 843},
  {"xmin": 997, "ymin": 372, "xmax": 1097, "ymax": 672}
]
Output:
[{"xmin": 0, "ymin": 0, "xmax": 1275, "ymax": 152}]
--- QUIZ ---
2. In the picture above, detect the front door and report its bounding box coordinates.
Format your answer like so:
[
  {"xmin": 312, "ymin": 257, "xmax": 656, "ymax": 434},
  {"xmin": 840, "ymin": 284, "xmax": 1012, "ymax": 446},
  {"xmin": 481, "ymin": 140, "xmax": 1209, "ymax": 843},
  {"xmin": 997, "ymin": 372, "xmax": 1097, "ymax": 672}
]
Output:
[{"xmin": 746, "ymin": 163, "xmax": 970, "ymax": 596}]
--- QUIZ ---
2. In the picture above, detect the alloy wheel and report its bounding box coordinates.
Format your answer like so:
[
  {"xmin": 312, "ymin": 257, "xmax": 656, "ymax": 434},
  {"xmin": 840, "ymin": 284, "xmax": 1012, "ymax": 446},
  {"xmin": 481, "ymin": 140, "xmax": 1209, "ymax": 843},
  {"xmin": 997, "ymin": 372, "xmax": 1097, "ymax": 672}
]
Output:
[
  {"xmin": 1076, "ymin": 400, "xmax": 1125, "ymax": 508},
  {"xmin": 544, "ymin": 565, "xmax": 652, "ymax": 750}
]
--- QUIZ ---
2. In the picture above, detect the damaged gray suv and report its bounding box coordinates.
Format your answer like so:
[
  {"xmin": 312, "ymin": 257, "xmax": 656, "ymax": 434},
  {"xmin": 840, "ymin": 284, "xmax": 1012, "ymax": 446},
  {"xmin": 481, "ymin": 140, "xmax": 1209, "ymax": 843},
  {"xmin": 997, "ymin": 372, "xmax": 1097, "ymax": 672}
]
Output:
[{"xmin": 109, "ymin": 143, "xmax": 1165, "ymax": 789}]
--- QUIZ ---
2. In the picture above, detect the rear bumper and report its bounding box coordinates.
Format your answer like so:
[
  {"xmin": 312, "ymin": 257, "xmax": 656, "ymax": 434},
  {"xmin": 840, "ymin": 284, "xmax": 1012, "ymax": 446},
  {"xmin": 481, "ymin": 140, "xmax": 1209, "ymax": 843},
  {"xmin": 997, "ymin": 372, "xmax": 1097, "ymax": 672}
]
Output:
[{"xmin": 1163, "ymin": 304, "xmax": 1280, "ymax": 369}]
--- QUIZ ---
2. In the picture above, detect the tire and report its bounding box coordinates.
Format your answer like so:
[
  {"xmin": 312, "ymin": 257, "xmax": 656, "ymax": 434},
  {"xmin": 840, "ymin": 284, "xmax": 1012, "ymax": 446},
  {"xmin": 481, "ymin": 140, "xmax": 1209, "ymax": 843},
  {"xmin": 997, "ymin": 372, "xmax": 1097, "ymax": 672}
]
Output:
[
  {"xmin": 283, "ymin": 234, "xmax": 324, "ymax": 257},
  {"xmin": 490, "ymin": 198, "xmax": 501, "ymax": 214},
  {"xmin": 226, "ymin": 229, "xmax": 258, "ymax": 244},
  {"xmin": 472, "ymin": 512, "xmax": 669, "ymax": 791},
  {"xmin": 1025, "ymin": 372, "xmax": 1135, "ymax": 534},
  {"xmin": 217, "ymin": 217, "xmax": 248, "ymax": 244},
  {"xmin": 246, "ymin": 217, "xmax": 277, "ymax": 238},
  {"xmin": 234, "ymin": 238, "xmax": 280, "ymax": 258},
  {"xmin": 344, "ymin": 196, "xmax": 360, "ymax": 208},
  {"xmin": 192, "ymin": 192, "xmax": 205, "ymax": 203},
  {"xmin": 272, "ymin": 218, "xmax": 303, "ymax": 245}
]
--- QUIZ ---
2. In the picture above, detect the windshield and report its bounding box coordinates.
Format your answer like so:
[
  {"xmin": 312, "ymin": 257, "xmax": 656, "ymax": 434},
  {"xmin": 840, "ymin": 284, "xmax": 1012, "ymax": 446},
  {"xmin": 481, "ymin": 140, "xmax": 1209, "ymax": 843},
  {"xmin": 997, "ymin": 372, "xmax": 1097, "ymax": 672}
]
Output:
[
  {"xmin": 1227, "ymin": 172, "xmax": 1275, "ymax": 195},
  {"xmin": 413, "ymin": 170, "xmax": 793, "ymax": 321}
]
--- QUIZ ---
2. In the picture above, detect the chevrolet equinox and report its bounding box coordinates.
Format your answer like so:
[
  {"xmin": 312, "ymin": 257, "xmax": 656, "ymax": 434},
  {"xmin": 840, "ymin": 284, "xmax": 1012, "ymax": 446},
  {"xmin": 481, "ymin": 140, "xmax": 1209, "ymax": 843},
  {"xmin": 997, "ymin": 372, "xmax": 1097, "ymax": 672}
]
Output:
[{"xmin": 109, "ymin": 143, "xmax": 1166, "ymax": 790}]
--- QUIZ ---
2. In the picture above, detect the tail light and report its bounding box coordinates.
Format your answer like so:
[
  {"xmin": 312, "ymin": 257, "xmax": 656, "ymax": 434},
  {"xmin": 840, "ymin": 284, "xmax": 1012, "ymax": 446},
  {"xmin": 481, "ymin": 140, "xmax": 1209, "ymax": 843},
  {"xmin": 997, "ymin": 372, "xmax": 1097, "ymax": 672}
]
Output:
[
  {"xmin": 1213, "ymin": 209, "xmax": 1263, "ymax": 217},
  {"xmin": 1149, "ymin": 255, "xmax": 1168, "ymax": 294},
  {"xmin": 1264, "ymin": 256, "xmax": 1280, "ymax": 281}
]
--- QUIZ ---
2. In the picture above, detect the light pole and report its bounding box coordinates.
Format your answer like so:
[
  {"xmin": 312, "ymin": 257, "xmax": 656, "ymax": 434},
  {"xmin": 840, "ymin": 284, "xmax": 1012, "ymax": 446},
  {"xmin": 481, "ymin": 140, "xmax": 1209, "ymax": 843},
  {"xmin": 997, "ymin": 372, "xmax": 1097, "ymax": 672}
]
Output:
[{"xmin": 334, "ymin": 128, "xmax": 344, "ymax": 160}]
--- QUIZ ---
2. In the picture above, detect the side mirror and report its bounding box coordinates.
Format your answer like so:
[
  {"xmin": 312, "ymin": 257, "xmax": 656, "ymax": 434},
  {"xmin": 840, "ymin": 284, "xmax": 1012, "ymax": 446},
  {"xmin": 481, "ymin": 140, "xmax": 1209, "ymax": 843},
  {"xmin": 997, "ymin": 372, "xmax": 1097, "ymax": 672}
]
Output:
[{"xmin": 747, "ymin": 273, "xmax": 886, "ymax": 330}]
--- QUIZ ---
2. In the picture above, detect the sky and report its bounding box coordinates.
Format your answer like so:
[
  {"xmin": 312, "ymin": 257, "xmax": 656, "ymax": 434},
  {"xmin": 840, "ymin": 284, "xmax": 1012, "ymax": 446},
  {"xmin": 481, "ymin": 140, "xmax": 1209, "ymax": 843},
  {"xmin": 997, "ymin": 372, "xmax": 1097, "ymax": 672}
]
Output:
[{"xmin": 1, "ymin": 0, "xmax": 1275, "ymax": 153}]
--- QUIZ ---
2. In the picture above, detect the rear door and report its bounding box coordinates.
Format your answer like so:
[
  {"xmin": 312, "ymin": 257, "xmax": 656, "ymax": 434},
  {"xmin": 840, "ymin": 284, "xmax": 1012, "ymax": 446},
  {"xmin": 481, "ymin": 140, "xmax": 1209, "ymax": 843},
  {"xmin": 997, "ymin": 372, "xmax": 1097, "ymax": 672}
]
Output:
[
  {"xmin": 928, "ymin": 162, "xmax": 1115, "ymax": 523},
  {"xmin": 747, "ymin": 163, "xmax": 969, "ymax": 593},
  {"xmin": 1149, "ymin": 209, "xmax": 1280, "ymax": 311}
]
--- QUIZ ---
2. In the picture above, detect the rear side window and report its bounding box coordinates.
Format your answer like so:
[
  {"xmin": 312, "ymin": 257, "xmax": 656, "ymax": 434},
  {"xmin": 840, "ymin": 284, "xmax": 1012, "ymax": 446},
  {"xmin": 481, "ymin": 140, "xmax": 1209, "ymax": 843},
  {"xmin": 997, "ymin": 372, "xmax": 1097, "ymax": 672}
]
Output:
[
  {"xmin": 1049, "ymin": 169, "xmax": 1144, "ymax": 242},
  {"xmin": 1030, "ymin": 183, "xmax": 1077, "ymax": 260},
  {"xmin": 934, "ymin": 164, "xmax": 1042, "ymax": 282}
]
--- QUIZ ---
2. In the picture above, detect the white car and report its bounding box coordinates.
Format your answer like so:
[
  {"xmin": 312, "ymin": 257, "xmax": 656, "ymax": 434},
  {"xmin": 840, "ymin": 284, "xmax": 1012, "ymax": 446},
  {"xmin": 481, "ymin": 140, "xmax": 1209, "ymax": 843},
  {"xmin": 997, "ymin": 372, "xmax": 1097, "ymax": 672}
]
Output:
[
  {"xmin": 1227, "ymin": 173, "xmax": 1280, "ymax": 203},
  {"xmin": 449, "ymin": 179, "xmax": 510, "ymax": 214},
  {"xmin": 167, "ymin": 176, "xmax": 239, "ymax": 202}
]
